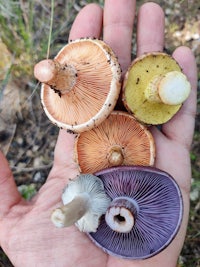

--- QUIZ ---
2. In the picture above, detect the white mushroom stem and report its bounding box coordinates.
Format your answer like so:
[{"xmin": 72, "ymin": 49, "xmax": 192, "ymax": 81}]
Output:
[
  {"xmin": 108, "ymin": 145, "xmax": 124, "ymax": 166},
  {"xmin": 51, "ymin": 193, "xmax": 90, "ymax": 228},
  {"xmin": 105, "ymin": 196, "xmax": 139, "ymax": 233},
  {"xmin": 34, "ymin": 59, "xmax": 77, "ymax": 94},
  {"xmin": 145, "ymin": 71, "xmax": 191, "ymax": 105}
]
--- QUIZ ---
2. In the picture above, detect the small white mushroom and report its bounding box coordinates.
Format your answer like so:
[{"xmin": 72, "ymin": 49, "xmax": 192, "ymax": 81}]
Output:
[{"xmin": 51, "ymin": 174, "xmax": 111, "ymax": 232}]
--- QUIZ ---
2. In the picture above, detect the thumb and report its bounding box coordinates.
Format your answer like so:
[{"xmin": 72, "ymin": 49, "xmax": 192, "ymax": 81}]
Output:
[{"xmin": 0, "ymin": 151, "xmax": 22, "ymax": 218}]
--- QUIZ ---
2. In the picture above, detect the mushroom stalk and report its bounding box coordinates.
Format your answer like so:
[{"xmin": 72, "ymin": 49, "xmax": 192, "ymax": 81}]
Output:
[
  {"xmin": 145, "ymin": 71, "xmax": 191, "ymax": 105},
  {"xmin": 108, "ymin": 145, "xmax": 124, "ymax": 166},
  {"xmin": 34, "ymin": 59, "xmax": 77, "ymax": 94},
  {"xmin": 51, "ymin": 193, "xmax": 90, "ymax": 228},
  {"xmin": 105, "ymin": 196, "xmax": 139, "ymax": 233}
]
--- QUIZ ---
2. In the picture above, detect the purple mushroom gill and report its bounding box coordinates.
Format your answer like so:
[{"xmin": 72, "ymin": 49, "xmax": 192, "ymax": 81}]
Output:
[{"xmin": 88, "ymin": 166, "xmax": 183, "ymax": 259}]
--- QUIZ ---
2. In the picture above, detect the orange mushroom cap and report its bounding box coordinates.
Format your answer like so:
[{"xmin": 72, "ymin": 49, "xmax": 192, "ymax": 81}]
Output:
[
  {"xmin": 35, "ymin": 38, "xmax": 121, "ymax": 133},
  {"xmin": 74, "ymin": 111, "xmax": 155, "ymax": 173}
]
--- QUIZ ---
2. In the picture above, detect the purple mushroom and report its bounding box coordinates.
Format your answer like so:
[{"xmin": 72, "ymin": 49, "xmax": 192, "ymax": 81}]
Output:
[{"xmin": 88, "ymin": 166, "xmax": 183, "ymax": 259}]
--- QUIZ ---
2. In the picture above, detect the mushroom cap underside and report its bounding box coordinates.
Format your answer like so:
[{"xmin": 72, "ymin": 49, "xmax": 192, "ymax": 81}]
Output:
[
  {"xmin": 88, "ymin": 166, "xmax": 183, "ymax": 259},
  {"xmin": 60, "ymin": 174, "xmax": 111, "ymax": 232},
  {"xmin": 41, "ymin": 38, "xmax": 121, "ymax": 133},
  {"xmin": 75, "ymin": 111, "xmax": 155, "ymax": 173},
  {"xmin": 123, "ymin": 52, "xmax": 183, "ymax": 125}
]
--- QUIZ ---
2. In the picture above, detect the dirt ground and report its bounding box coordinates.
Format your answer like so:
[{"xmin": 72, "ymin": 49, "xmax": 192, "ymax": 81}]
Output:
[{"xmin": 0, "ymin": 0, "xmax": 200, "ymax": 266}]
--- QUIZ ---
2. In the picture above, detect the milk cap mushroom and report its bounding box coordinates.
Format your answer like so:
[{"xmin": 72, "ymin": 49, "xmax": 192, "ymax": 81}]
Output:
[
  {"xmin": 123, "ymin": 52, "xmax": 191, "ymax": 125},
  {"xmin": 34, "ymin": 38, "xmax": 121, "ymax": 133},
  {"xmin": 51, "ymin": 174, "xmax": 111, "ymax": 232},
  {"xmin": 88, "ymin": 166, "xmax": 183, "ymax": 259},
  {"xmin": 75, "ymin": 111, "xmax": 155, "ymax": 173}
]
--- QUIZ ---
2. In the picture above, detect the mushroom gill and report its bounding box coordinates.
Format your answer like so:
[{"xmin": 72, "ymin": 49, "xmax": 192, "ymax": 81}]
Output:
[
  {"xmin": 75, "ymin": 111, "xmax": 155, "ymax": 173},
  {"xmin": 88, "ymin": 166, "xmax": 183, "ymax": 259}
]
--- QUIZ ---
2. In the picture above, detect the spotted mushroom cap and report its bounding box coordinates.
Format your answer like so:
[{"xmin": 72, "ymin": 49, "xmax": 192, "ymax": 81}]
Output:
[
  {"xmin": 88, "ymin": 166, "xmax": 183, "ymax": 259},
  {"xmin": 39, "ymin": 38, "xmax": 121, "ymax": 133},
  {"xmin": 74, "ymin": 111, "xmax": 155, "ymax": 173},
  {"xmin": 122, "ymin": 52, "xmax": 191, "ymax": 125}
]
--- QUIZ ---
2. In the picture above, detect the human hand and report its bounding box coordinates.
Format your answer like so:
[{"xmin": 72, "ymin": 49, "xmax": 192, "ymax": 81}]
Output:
[{"xmin": 0, "ymin": 1, "xmax": 197, "ymax": 267}]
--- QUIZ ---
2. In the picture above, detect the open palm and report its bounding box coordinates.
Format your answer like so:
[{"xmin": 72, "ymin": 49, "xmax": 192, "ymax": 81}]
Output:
[{"xmin": 0, "ymin": 1, "xmax": 197, "ymax": 267}]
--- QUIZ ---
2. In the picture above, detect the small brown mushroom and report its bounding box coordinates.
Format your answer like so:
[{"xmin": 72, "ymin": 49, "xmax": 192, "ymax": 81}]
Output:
[
  {"xmin": 122, "ymin": 52, "xmax": 191, "ymax": 125},
  {"xmin": 34, "ymin": 38, "xmax": 121, "ymax": 133},
  {"xmin": 51, "ymin": 174, "xmax": 111, "ymax": 232},
  {"xmin": 74, "ymin": 111, "xmax": 155, "ymax": 173}
]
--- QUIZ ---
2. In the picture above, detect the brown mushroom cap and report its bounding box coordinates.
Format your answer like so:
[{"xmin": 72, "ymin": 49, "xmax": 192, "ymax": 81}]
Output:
[
  {"xmin": 122, "ymin": 52, "xmax": 191, "ymax": 125},
  {"xmin": 74, "ymin": 111, "xmax": 155, "ymax": 173},
  {"xmin": 38, "ymin": 38, "xmax": 121, "ymax": 133}
]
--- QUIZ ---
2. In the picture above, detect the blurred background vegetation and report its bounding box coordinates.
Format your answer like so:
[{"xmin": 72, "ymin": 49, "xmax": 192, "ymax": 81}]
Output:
[{"xmin": 0, "ymin": 0, "xmax": 199, "ymax": 266}]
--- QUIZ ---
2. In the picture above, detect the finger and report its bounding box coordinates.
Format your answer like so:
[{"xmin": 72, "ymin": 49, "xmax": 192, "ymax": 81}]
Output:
[
  {"xmin": 0, "ymin": 151, "xmax": 22, "ymax": 218},
  {"xmin": 137, "ymin": 2, "xmax": 165, "ymax": 56},
  {"xmin": 69, "ymin": 3, "xmax": 103, "ymax": 41},
  {"xmin": 50, "ymin": 4, "xmax": 103, "ymax": 179},
  {"xmin": 103, "ymin": 0, "xmax": 136, "ymax": 74},
  {"xmin": 49, "ymin": 130, "xmax": 79, "ymax": 180},
  {"xmin": 161, "ymin": 46, "xmax": 198, "ymax": 148}
]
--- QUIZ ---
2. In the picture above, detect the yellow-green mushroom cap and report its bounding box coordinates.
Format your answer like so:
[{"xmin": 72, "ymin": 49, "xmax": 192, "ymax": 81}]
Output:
[{"xmin": 122, "ymin": 52, "xmax": 191, "ymax": 125}]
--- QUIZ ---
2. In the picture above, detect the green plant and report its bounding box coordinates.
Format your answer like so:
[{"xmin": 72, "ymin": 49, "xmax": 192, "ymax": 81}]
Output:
[
  {"xmin": 18, "ymin": 184, "xmax": 37, "ymax": 200},
  {"xmin": 0, "ymin": 0, "xmax": 76, "ymax": 78}
]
